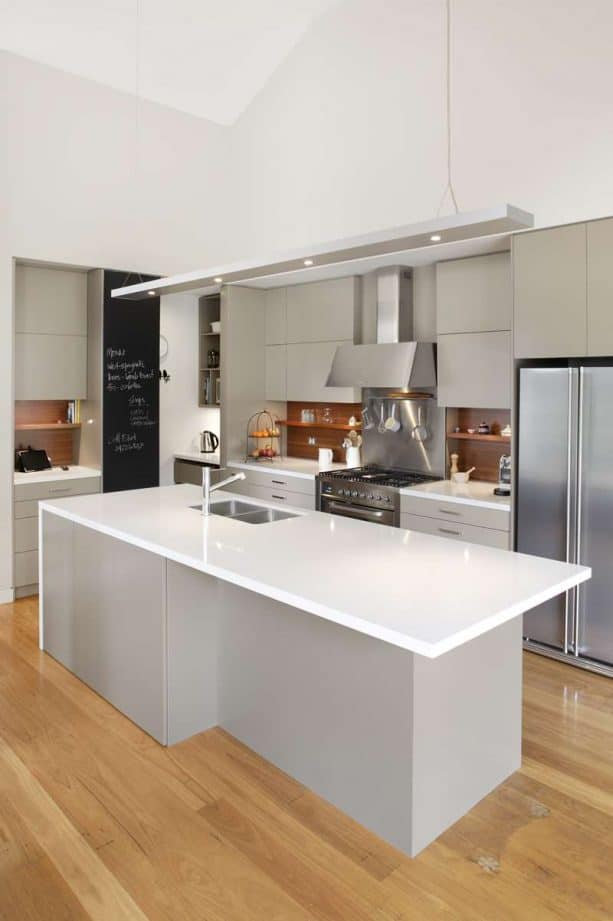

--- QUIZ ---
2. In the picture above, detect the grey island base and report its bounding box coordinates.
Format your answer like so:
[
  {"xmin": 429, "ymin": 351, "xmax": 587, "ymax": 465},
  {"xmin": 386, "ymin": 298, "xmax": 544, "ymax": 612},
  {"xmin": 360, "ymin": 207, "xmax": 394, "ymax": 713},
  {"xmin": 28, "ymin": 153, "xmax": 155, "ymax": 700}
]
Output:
[{"xmin": 41, "ymin": 511, "xmax": 521, "ymax": 857}]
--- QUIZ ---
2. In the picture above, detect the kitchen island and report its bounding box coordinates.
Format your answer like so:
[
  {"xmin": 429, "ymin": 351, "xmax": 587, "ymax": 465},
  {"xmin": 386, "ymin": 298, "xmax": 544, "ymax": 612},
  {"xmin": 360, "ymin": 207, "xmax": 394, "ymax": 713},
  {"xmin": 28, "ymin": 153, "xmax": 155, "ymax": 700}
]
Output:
[{"xmin": 39, "ymin": 484, "xmax": 589, "ymax": 856}]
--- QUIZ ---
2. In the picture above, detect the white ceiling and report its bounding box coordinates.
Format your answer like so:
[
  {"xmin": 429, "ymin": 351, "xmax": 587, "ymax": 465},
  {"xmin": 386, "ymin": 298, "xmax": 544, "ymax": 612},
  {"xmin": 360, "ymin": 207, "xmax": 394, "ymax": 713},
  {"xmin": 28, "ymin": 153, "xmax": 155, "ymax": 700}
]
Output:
[{"xmin": 0, "ymin": 0, "xmax": 337, "ymax": 125}]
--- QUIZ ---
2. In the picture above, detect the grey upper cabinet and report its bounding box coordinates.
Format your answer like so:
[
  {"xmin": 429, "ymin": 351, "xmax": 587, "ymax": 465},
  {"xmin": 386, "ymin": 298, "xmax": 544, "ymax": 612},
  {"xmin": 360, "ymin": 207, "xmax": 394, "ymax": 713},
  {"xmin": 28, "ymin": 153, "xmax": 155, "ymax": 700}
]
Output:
[
  {"xmin": 265, "ymin": 288, "xmax": 287, "ymax": 345},
  {"xmin": 513, "ymin": 224, "xmax": 587, "ymax": 358},
  {"xmin": 587, "ymin": 218, "xmax": 613, "ymax": 356},
  {"xmin": 436, "ymin": 253, "xmax": 511, "ymax": 334},
  {"xmin": 286, "ymin": 277, "xmax": 360, "ymax": 343},
  {"xmin": 14, "ymin": 264, "xmax": 88, "ymax": 399},
  {"xmin": 286, "ymin": 341, "xmax": 359, "ymax": 403},
  {"xmin": 437, "ymin": 331, "xmax": 511, "ymax": 409},
  {"xmin": 265, "ymin": 344, "xmax": 287, "ymax": 401}
]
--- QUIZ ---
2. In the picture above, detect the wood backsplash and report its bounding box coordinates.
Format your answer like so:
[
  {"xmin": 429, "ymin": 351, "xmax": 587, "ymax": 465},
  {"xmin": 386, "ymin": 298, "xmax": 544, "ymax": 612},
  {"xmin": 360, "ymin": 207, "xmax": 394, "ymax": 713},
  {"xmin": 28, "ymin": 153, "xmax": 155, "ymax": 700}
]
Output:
[
  {"xmin": 15, "ymin": 400, "xmax": 78, "ymax": 466},
  {"xmin": 446, "ymin": 407, "xmax": 511, "ymax": 483}
]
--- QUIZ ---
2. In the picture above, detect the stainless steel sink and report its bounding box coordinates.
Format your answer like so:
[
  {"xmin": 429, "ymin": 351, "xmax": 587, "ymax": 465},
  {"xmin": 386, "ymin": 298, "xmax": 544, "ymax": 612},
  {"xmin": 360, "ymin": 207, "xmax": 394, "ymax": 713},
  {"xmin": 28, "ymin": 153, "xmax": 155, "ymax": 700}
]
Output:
[
  {"xmin": 233, "ymin": 508, "xmax": 297, "ymax": 524},
  {"xmin": 190, "ymin": 499, "xmax": 298, "ymax": 524},
  {"xmin": 190, "ymin": 499, "xmax": 258, "ymax": 516}
]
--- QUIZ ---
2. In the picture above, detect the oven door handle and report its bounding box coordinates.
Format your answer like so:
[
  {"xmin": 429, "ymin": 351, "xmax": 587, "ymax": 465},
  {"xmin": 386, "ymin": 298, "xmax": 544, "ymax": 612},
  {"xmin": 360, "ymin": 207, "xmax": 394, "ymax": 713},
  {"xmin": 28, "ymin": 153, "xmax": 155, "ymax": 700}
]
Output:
[{"xmin": 326, "ymin": 500, "xmax": 386, "ymax": 522}]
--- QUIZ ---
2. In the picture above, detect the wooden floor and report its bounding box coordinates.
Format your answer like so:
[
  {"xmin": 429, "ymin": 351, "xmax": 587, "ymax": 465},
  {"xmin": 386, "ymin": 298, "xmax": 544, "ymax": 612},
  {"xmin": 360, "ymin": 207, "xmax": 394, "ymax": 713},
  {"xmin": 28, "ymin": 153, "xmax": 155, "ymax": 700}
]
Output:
[{"xmin": 1, "ymin": 599, "xmax": 612, "ymax": 921}]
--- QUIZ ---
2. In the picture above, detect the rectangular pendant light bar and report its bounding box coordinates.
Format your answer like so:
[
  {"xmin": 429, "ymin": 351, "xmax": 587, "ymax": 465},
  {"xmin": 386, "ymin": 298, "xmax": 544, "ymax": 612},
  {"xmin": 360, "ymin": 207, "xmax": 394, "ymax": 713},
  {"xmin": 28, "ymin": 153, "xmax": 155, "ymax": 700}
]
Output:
[{"xmin": 111, "ymin": 204, "xmax": 533, "ymax": 300}]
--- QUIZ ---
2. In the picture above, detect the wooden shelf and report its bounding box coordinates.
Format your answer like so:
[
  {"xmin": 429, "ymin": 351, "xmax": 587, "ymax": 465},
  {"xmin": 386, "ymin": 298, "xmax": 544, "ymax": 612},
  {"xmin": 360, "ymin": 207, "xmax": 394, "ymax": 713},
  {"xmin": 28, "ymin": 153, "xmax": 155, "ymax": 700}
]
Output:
[
  {"xmin": 279, "ymin": 420, "xmax": 361, "ymax": 432},
  {"xmin": 447, "ymin": 432, "xmax": 511, "ymax": 443},
  {"xmin": 200, "ymin": 331, "xmax": 220, "ymax": 336},
  {"xmin": 200, "ymin": 367, "xmax": 220, "ymax": 372},
  {"xmin": 15, "ymin": 422, "xmax": 81, "ymax": 431}
]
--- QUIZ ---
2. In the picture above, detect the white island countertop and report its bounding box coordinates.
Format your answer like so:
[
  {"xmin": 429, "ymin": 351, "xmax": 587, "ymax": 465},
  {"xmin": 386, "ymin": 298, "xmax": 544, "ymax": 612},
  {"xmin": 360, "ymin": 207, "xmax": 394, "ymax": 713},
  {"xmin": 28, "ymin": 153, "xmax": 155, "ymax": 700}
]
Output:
[{"xmin": 40, "ymin": 484, "xmax": 589, "ymax": 659}]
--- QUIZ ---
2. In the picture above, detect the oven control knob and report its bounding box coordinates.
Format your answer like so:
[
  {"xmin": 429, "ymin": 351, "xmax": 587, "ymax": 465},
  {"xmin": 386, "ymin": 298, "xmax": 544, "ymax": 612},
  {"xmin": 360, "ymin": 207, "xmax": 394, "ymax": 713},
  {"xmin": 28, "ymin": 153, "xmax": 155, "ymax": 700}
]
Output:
[
  {"xmin": 351, "ymin": 490, "xmax": 358, "ymax": 497},
  {"xmin": 367, "ymin": 493, "xmax": 374, "ymax": 500},
  {"xmin": 344, "ymin": 489, "xmax": 351, "ymax": 497},
  {"xmin": 337, "ymin": 489, "xmax": 344, "ymax": 496},
  {"xmin": 385, "ymin": 496, "xmax": 392, "ymax": 503}
]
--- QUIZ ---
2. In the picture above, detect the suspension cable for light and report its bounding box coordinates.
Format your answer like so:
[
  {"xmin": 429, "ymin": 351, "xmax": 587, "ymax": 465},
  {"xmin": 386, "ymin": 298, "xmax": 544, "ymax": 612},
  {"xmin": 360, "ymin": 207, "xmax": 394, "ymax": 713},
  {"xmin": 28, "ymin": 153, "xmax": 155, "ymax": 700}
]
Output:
[{"xmin": 437, "ymin": 0, "xmax": 460, "ymax": 216}]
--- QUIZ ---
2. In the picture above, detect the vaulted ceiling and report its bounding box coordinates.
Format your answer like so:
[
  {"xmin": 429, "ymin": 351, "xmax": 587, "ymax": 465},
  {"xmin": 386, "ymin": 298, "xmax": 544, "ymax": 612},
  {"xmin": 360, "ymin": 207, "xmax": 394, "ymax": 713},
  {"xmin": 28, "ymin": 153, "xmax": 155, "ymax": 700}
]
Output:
[{"xmin": 0, "ymin": 0, "xmax": 338, "ymax": 125}]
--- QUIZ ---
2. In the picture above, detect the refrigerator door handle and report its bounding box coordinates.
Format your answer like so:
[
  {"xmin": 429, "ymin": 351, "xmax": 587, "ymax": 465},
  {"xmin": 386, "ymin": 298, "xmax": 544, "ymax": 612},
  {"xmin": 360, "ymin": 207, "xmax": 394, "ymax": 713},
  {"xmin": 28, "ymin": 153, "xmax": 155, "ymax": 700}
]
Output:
[
  {"xmin": 564, "ymin": 368, "xmax": 573, "ymax": 655},
  {"xmin": 574, "ymin": 366, "xmax": 585, "ymax": 656}
]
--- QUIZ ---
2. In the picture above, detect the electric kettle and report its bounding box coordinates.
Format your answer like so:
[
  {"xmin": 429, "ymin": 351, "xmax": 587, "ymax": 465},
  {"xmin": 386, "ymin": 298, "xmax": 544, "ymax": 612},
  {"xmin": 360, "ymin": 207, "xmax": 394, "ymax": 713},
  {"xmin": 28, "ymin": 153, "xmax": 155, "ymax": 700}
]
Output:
[{"xmin": 200, "ymin": 430, "xmax": 219, "ymax": 453}]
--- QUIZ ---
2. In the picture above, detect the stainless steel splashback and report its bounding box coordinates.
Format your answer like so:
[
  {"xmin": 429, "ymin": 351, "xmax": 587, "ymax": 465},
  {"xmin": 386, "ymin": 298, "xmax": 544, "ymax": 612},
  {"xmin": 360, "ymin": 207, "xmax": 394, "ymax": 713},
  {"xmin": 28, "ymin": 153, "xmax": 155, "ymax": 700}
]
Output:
[{"xmin": 361, "ymin": 389, "xmax": 445, "ymax": 475}]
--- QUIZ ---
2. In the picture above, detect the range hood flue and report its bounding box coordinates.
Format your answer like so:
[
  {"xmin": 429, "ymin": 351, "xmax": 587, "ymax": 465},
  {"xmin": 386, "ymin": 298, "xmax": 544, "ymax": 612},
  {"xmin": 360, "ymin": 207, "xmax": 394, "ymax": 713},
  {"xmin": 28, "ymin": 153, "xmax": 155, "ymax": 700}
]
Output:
[{"xmin": 326, "ymin": 267, "xmax": 436, "ymax": 389}]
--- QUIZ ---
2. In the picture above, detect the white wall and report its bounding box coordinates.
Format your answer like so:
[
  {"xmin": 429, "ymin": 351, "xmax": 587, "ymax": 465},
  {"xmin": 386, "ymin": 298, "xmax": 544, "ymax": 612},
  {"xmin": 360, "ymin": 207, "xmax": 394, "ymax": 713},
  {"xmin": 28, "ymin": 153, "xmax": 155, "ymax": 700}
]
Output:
[
  {"xmin": 229, "ymin": 0, "xmax": 613, "ymax": 258},
  {"xmin": 0, "ymin": 51, "xmax": 231, "ymax": 599},
  {"xmin": 159, "ymin": 294, "xmax": 220, "ymax": 485}
]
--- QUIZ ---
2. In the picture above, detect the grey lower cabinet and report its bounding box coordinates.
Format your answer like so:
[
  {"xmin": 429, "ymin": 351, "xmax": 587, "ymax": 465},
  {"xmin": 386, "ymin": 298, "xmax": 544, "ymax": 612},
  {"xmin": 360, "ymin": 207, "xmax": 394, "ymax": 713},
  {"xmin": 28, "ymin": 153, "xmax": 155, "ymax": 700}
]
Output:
[
  {"xmin": 14, "ymin": 474, "xmax": 101, "ymax": 596},
  {"xmin": 286, "ymin": 340, "xmax": 360, "ymax": 403},
  {"xmin": 513, "ymin": 224, "xmax": 587, "ymax": 359},
  {"xmin": 227, "ymin": 464, "xmax": 315, "ymax": 509},
  {"xmin": 436, "ymin": 253, "xmax": 511, "ymax": 334},
  {"xmin": 587, "ymin": 218, "xmax": 613, "ymax": 356},
  {"xmin": 437, "ymin": 331, "xmax": 511, "ymax": 409},
  {"xmin": 399, "ymin": 496, "xmax": 510, "ymax": 550}
]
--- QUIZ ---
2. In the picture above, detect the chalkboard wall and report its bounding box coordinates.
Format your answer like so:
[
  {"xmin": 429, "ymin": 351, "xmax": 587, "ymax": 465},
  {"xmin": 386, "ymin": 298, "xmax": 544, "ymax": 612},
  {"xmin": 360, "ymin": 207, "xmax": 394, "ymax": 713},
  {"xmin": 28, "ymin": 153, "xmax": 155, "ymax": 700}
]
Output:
[{"xmin": 103, "ymin": 271, "xmax": 160, "ymax": 493}]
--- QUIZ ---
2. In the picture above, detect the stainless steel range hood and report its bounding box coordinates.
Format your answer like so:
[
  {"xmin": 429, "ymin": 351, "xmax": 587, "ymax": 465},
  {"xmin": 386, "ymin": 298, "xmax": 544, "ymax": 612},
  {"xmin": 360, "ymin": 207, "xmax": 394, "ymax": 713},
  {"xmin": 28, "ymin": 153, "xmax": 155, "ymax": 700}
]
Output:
[{"xmin": 326, "ymin": 267, "xmax": 436, "ymax": 389}]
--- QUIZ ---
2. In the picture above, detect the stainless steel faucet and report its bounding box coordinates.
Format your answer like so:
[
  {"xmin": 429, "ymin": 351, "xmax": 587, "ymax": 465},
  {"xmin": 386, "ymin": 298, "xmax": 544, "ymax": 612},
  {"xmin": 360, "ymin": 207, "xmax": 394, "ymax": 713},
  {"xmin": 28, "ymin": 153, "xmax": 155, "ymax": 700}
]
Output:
[{"xmin": 202, "ymin": 467, "xmax": 246, "ymax": 515}]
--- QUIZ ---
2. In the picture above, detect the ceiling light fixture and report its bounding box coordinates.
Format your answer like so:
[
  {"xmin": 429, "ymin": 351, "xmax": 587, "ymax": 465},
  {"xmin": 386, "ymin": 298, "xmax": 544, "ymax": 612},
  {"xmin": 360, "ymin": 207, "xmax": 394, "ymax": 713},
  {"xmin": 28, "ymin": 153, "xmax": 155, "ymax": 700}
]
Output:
[
  {"xmin": 430, "ymin": 235, "xmax": 441, "ymax": 242},
  {"xmin": 304, "ymin": 259, "xmax": 314, "ymax": 266},
  {"xmin": 214, "ymin": 277, "xmax": 223, "ymax": 283},
  {"xmin": 147, "ymin": 290, "xmax": 156, "ymax": 296}
]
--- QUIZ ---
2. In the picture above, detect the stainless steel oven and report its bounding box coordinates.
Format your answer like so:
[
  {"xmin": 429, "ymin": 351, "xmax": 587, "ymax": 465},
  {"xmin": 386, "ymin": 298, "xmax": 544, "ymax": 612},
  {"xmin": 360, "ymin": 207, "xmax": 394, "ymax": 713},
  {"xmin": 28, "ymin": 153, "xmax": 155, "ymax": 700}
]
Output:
[{"xmin": 319, "ymin": 489, "xmax": 397, "ymax": 527}]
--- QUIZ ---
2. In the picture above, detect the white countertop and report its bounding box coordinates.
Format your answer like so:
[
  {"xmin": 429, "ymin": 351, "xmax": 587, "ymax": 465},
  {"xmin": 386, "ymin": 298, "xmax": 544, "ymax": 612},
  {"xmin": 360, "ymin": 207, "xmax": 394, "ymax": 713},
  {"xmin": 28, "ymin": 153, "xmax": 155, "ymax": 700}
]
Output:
[
  {"xmin": 228, "ymin": 457, "xmax": 347, "ymax": 480},
  {"xmin": 175, "ymin": 451, "xmax": 221, "ymax": 466},
  {"xmin": 40, "ymin": 484, "xmax": 589, "ymax": 659},
  {"xmin": 402, "ymin": 479, "xmax": 511, "ymax": 512},
  {"xmin": 14, "ymin": 465, "xmax": 101, "ymax": 486}
]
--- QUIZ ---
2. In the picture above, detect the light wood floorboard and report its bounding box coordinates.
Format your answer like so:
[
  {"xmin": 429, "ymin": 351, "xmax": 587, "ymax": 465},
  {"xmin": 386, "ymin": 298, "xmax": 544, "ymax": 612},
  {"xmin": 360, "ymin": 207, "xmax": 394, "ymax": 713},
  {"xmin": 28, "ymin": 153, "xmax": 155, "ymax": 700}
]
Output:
[{"xmin": 1, "ymin": 597, "xmax": 612, "ymax": 920}]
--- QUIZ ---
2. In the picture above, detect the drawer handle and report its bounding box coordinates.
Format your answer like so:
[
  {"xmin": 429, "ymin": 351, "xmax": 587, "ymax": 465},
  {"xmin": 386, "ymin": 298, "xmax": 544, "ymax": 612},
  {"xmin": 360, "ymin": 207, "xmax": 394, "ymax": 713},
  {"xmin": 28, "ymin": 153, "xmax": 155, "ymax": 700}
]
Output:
[
  {"xmin": 438, "ymin": 527, "xmax": 462, "ymax": 536},
  {"xmin": 271, "ymin": 479, "xmax": 287, "ymax": 486},
  {"xmin": 48, "ymin": 487, "xmax": 71, "ymax": 494},
  {"xmin": 438, "ymin": 507, "xmax": 461, "ymax": 516},
  {"xmin": 271, "ymin": 494, "xmax": 286, "ymax": 501}
]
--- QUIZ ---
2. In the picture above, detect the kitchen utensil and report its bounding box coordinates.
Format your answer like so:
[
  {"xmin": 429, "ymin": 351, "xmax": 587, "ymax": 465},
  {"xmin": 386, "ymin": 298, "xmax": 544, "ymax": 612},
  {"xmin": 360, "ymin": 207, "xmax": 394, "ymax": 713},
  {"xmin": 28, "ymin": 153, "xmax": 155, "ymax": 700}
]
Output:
[
  {"xmin": 361, "ymin": 406, "xmax": 374, "ymax": 430},
  {"xmin": 345, "ymin": 445, "xmax": 361, "ymax": 467},
  {"xmin": 478, "ymin": 421, "xmax": 490, "ymax": 434},
  {"xmin": 378, "ymin": 402, "xmax": 387, "ymax": 434},
  {"xmin": 384, "ymin": 403, "xmax": 401, "ymax": 432},
  {"xmin": 412, "ymin": 405, "xmax": 428, "ymax": 442},
  {"xmin": 318, "ymin": 447, "xmax": 334, "ymax": 468},
  {"xmin": 200, "ymin": 430, "xmax": 219, "ymax": 453},
  {"xmin": 450, "ymin": 453, "xmax": 459, "ymax": 476},
  {"xmin": 452, "ymin": 467, "xmax": 475, "ymax": 484}
]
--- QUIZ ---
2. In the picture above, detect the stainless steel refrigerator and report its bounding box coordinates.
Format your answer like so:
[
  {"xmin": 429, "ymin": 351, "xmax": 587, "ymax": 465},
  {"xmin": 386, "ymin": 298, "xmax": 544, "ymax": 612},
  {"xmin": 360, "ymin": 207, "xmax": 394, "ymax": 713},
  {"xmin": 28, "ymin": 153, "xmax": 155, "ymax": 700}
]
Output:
[{"xmin": 517, "ymin": 364, "xmax": 613, "ymax": 676}]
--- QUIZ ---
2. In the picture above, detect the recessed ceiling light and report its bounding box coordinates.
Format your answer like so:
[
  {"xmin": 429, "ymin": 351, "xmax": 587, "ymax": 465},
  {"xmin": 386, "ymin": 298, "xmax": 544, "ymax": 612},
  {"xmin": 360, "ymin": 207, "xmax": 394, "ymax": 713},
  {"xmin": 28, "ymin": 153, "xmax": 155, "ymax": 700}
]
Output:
[
  {"xmin": 147, "ymin": 290, "xmax": 156, "ymax": 296},
  {"xmin": 430, "ymin": 235, "xmax": 441, "ymax": 242},
  {"xmin": 214, "ymin": 277, "xmax": 223, "ymax": 283},
  {"xmin": 303, "ymin": 259, "xmax": 314, "ymax": 266}
]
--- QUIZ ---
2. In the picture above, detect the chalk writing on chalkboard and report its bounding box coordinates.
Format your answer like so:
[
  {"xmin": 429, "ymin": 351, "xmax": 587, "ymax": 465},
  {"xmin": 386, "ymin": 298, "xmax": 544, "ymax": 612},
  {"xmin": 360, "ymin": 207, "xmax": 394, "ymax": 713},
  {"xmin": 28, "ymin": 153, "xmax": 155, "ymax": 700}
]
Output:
[
  {"xmin": 105, "ymin": 346, "xmax": 157, "ymax": 393},
  {"xmin": 106, "ymin": 432, "xmax": 146, "ymax": 455}
]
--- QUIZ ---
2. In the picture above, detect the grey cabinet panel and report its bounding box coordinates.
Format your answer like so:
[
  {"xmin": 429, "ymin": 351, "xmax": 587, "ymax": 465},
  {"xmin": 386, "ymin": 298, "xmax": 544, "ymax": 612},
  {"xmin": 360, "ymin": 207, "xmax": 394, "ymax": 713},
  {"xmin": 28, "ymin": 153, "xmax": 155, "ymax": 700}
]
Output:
[
  {"xmin": 15, "ymin": 265, "xmax": 87, "ymax": 336},
  {"xmin": 400, "ymin": 513, "xmax": 509, "ymax": 549},
  {"xmin": 436, "ymin": 253, "xmax": 511, "ymax": 334},
  {"xmin": 15, "ymin": 333, "xmax": 87, "ymax": 399},
  {"xmin": 513, "ymin": 224, "xmax": 587, "ymax": 358},
  {"xmin": 286, "ymin": 277, "xmax": 360, "ymax": 343},
  {"xmin": 265, "ymin": 288, "xmax": 287, "ymax": 344},
  {"xmin": 265, "ymin": 344, "xmax": 287, "ymax": 400},
  {"xmin": 587, "ymin": 218, "xmax": 613, "ymax": 356},
  {"xmin": 437, "ymin": 331, "xmax": 511, "ymax": 409},
  {"xmin": 286, "ymin": 340, "xmax": 359, "ymax": 403}
]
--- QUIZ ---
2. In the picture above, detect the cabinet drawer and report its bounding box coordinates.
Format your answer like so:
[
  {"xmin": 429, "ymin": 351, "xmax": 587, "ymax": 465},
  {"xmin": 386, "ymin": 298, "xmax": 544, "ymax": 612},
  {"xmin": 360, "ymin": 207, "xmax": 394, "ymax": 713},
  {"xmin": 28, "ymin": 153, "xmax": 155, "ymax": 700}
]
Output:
[
  {"xmin": 245, "ymin": 484, "xmax": 314, "ymax": 510},
  {"xmin": 14, "ymin": 476, "xmax": 101, "ymax": 502},
  {"xmin": 228, "ymin": 466, "xmax": 315, "ymax": 497},
  {"xmin": 15, "ymin": 517, "xmax": 38, "ymax": 553},
  {"xmin": 400, "ymin": 513, "xmax": 509, "ymax": 549},
  {"xmin": 15, "ymin": 550, "xmax": 39, "ymax": 587},
  {"xmin": 15, "ymin": 499, "xmax": 39, "ymax": 519},
  {"xmin": 400, "ymin": 494, "xmax": 509, "ymax": 531}
]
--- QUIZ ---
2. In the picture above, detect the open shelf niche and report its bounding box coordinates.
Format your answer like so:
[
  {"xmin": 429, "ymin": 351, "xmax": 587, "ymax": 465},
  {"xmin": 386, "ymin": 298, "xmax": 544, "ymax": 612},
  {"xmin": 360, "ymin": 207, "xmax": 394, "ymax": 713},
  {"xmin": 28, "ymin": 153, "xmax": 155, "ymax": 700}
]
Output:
[
  {"xmin": 446, "ymin": 407, "xmax": 511, "ymax": 483},
  {"xmin": 199, "ymin": 293, "xmax": 221, "ymax": 407}
]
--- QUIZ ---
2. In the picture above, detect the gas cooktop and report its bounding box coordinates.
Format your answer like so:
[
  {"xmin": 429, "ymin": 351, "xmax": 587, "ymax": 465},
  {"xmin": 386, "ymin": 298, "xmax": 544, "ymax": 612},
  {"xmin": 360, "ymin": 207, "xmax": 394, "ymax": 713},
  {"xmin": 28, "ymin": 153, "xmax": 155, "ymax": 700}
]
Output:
[{"xmin": 318, "ymin": 465, "xmax": 441, "ymax": 489}]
